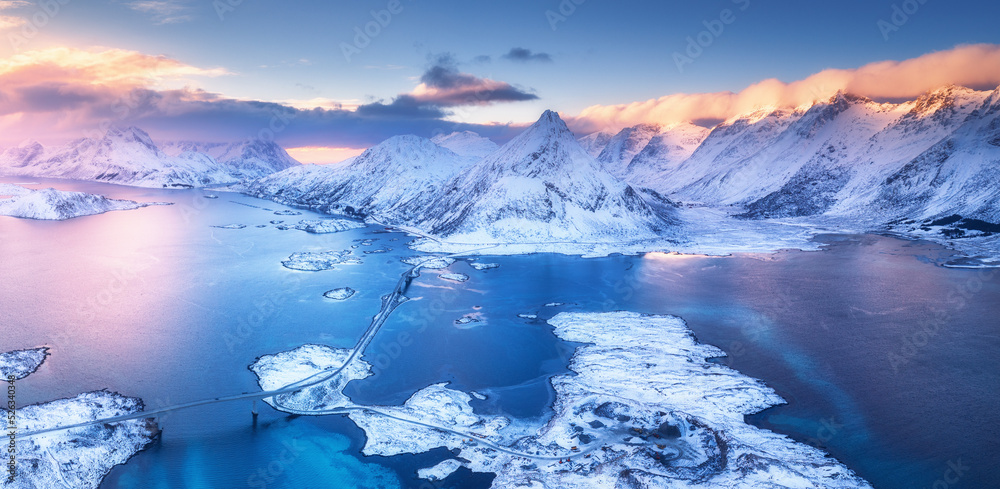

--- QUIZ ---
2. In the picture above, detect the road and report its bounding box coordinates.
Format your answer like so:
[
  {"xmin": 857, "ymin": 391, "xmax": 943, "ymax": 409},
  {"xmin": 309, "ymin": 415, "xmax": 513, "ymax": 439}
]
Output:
[{"xmin": 18, "ymin": 235, "xmax": 681, "ymax": 465}]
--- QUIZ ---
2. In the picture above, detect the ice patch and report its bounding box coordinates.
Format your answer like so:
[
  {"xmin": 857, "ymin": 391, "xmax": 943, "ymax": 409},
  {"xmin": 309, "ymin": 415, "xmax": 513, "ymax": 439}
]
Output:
[
  {"xmin": 289, "ymin": 219, "xmax": 365, "ymax": 234},
  {"xmin": 323, "ymin": 287, "xmax": 356, "ymax": 300},
  {"xmin": 281, "ymin": 250, "xmax": 356, "ymax": 271},
  {"xmin": 401, "ymin": 256, "xmax": 455, "ymax": 269},
  {"xmin": 439, "ymin": 273, "xmax": 469, "ymax": 283},
  {"xmin": 417, "ymin": 459, "xmax": 462, "ymax": 481}
]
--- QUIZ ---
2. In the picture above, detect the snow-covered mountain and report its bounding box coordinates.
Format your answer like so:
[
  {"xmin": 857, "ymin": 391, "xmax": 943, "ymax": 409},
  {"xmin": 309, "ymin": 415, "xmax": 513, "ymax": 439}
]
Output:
[
  {"xmin": 430, "ymin": 131, "xmax": 498, "ymax": 158},
  {"xmin": 624, "ymin": 123, "xmax": 710, "ymax": 187},
  {"xmin": 577, "ymin": 130, "xmax": 614, "ymax": 158},
  {"xmin": 410, "ymin": 111, "xmax": 678, "ymax": 243},
  {"xmin": 0, "ymin": 127, "xmax": 300, "ymax": 188},
  {"xmin": 871, "ymin": 86, "xmax": 1000, "ymax": 222},
  {"xmin": 733, "ymin": 86, "xmax": 992, "ymax": 220},
  {"xmin": 598, "ymin": 85, "xmax": 998, "ymax": 228},
  {"xmin": 245, "ymin": 135, "xmax": 479, "ymax": 222},
  {"xmin": 160, "ymin": 139, "xmax": 300, "ymax": 176},
  {"xmin": 595, "ymin": 123, "xmax": 663, "ymax": 178}
]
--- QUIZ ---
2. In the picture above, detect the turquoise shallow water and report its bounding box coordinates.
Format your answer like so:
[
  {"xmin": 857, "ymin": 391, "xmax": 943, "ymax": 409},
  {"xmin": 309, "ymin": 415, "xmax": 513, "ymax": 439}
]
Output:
[{"xmin": 1, "ymin": 178, "xmax": 997, "ymax": 488}]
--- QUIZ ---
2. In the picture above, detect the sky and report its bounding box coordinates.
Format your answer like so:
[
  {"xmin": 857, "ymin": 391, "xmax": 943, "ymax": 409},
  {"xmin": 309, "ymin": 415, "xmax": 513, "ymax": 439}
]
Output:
[{"xmin": 0, "ymin": 0, "xmax": 999, "ymax": 162}]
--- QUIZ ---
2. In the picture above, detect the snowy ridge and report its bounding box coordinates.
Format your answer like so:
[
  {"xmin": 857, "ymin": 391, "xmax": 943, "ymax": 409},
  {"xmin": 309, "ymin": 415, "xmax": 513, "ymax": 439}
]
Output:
[
  {"xmin": 595, "ymin": 123, "xmax": 663, "ymax": 177},
  {"xmin": 577, "ymin": 130, "xmax": 615, "ymax": 158},
  {"xmin": 431, "ymin": 130, "xmax": 499, "ymax": 158},
  {"xmin": 0, "ymin": 127, "xmax": 300, "ymax": 188}
]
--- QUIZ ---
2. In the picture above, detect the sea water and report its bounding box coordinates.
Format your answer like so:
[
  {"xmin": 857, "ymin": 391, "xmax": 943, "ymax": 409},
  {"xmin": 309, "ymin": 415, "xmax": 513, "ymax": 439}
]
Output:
[{"xmin": 1, "ymin": 178, "xmax": 996, "ymax": 489}]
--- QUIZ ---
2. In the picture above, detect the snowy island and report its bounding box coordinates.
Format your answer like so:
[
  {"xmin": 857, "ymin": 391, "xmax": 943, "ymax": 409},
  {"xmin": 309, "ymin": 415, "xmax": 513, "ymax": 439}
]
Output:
[
  {"xmin": 0, "ymin": 348, "xmax": 156, "ymax": 489},
  {"xmin": 250, "ymin": 312, "xmax": 871, "ymax": 488},
  {"xmin": 0, "ymin": 184, "xmax": 168, "ymax": 221}
]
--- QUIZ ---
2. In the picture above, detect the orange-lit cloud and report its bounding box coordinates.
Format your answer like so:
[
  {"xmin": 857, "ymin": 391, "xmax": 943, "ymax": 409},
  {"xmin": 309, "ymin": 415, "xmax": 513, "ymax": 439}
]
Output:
[
  {"xmin": 0, "ymin": 14, "xmax": 24, "ymax": 30},
  {"xmin": 285, "ymin": 146, "xmax": 365, "ymax": 165},
  {"xmin": 0, "ymin": 47, "xmax": 229, "ymax": 142},
  {"xmin": 572, "ymin": 44, "xmax": 1000, "ymax": 132}
]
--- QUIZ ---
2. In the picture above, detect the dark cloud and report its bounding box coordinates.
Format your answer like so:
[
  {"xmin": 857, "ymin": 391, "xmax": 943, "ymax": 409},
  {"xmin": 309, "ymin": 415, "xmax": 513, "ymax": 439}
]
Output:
[
  {"xmin": 355, "ymin": 95, "xmax": 447, "ymax": 119},
  {"xmin": 412, "ymin": 52, "xmax": 538, "ymax": 106},
  {"xmin": 502, "ymin": 48, "xmax": 553, "ymax": 63}
]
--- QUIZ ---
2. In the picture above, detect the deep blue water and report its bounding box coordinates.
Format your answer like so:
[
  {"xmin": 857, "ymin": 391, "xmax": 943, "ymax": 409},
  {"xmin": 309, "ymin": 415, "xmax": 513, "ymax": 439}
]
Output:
[{"xmin": 1, "ymin": 178, "xmax": 998, "ymax": 489}]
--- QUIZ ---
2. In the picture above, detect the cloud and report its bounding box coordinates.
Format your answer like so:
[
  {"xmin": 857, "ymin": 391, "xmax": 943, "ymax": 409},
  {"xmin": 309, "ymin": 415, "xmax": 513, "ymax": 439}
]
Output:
[
  {"xmin": 405, "ymin": 53, "xmax": 539, "ymax": 106},
  {"xmin": 572, "ymin": 44, "xmax": 1000, "ymax": 132},
  {"xmin": 0, "ymin": 14, "xmax": 24, "ymax": 30},
  {"xmin": 125, "ymin": 0, "xmax": 193, "ymax": 24},
  {"xmin": 0, "ymin": 47, "xmax": 525, "ymax": 148},
  {"xmin": 0, "ymin": 1, "xmax": 29, "ymax": 10},
  {"xmin": 502, "ymin": 47, "xmax": 553, "ymax": 63}
]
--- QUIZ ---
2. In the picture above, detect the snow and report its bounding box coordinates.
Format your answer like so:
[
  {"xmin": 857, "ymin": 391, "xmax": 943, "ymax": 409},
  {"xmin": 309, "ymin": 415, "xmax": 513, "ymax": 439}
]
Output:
[
  {"xmin": 0, "ymin": 127, "xmax": 299, "ymax": 188},
  {"xmin": 439, "ymin": 273, "xmax": 469, "ymax": 282},
  {"xmin": 400, "ymin": 256, "xmax": 455, "ymax": 269},
  {"xmin": 413, "ymin": 111, "xmax": 678, "ymax": 244},
  {"xmin": 246, "ymin": 88, "xmax": 1000, "ymax": 262},
  {"xmin": 248, "ymin": 312, "xmax": 872, "ymax": 488},
  {"xmin": 249, "ymin": 344, "xmax": 370, "ymax": 412},
  {"xmin": 469, "ymin": 262, "xmax": 500, "ymax": 270},
  {"xmin": 323, "ymin": 287, "xmax": 356, "ymax": 300},
  {"xmin": 285, "ymin": 219, "xmax": 366, "ymax": 234},
  {"xmin": 576, "ymin": 130, "xmax": 614, "ymax": 158},
  {"xmin": 431, "ymin": 131, "xmax": 499, "ymax": 158},
  {"xmin": 281, "ymin": 250, "xmax": 358, "ymax": 271},
  {"xmin": 246, "ymin": 135, "xmax": 479, "ymax": 222},
  {"xmin": 596, "ymin": 123, "xmax": 664, "ymax": 177},
  {"xmin": 417, "ymin": 459, "xmax": 463, "ymax": 481},
  {"xmin": 0, "ymin": 348, "xmax": 48, "ymax": 380},
  {"xmin": 0, "ymin": 185, "xmax": 166, "ymax": 220},
  {"xmin": 454, "ymin": 315, "xmax": 481, "ymax": 326},
  {"xmin": 1, "ymin": 348, "xmax": 156, "ymax": 489},
  {"xmin": 211, "ymin": 224, "xmax": 246, "ymax": 229}
]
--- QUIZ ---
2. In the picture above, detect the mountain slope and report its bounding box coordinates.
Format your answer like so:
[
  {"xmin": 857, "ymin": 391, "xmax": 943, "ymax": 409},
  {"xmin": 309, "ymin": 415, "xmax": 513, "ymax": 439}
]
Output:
[
  {"xmin": 430, "ymin": 131, "xmax": 498, "ymax": 158},
  {"xmin": 596, "ymin": 123, "xmax": 663, "ymax": 178},
  {"xmin": 577, "ymin": 130, "xmax": 614, "ymax": 158},
  {"xmin": 873, "ymin": 86, "xmax": 1000, "ymax": 222},
  {"xmin": 246, "ymin": 135, "xmax": 478, "ymax": 221},
  {"xmin": 624, "ymin": 123, "xmax": 710, "ymax": 188},
  {"xmin": 740, "ymin": 86, "xmax": 990, "ymax": 219},
  {"xmin": 411, "ymin": 111, "xmax": 677, "ymax": 243}
]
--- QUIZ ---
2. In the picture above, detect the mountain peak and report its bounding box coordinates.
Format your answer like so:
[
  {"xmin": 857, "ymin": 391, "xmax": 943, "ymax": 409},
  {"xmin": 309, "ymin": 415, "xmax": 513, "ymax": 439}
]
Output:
[
  {"xmin": 533, "ymin": 110, "xmax": 570, "ymax": 132},
  {"xmin": 103, "ymin": 126, "xmax": 156, "ymax": 148}
]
